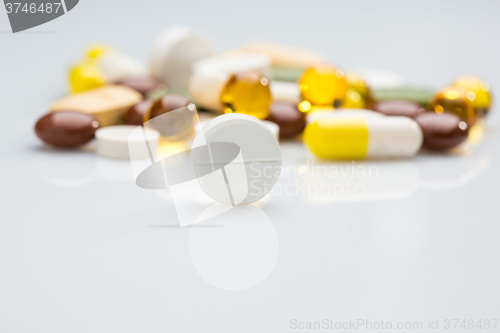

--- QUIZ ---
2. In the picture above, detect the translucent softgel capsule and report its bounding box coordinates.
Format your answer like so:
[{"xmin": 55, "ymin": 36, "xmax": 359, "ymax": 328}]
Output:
[
  {"xmin": 304, "ymin": 115, "xmax": 422, "ymax": 160},
  {"xmin": 452, "ymin": 76, "xmax": 492, "ymax": 118},
  {"xmin": 299, "ymin": 65, "xmax": 348, "ymax": 111},
  {"xmin": 220, "ymin": 70, "xmax": 272, "ymax": 119},
  {"xmin": 341, "ymin": 73, "xmax": 374, "ymax": 109},
  {"xmin": 430, "ymin": 86, "xmax": 476, "ymax": 125}
]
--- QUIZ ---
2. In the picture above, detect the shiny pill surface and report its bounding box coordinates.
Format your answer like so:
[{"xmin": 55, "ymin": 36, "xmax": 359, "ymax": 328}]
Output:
[
  {"xmin": 414, "ymin": 112, "xmax": 469, "ymax": 150},
  {"xmin": 35, "ymin": 111, "xmax": 100, "ymax": 148},
  {"xmin": 267, "ymin": 101, "xmax": 306, "ymax": 139},
  {"xmin": 124, "ymin": 100, "xmax": 155, "ymax": 126},
  {"xmin": 304, "ymin": 115, "xmax": 422, "ymax": 159}
]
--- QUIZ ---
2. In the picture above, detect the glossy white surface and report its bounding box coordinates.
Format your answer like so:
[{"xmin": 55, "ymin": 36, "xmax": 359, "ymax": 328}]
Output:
[{"xmin": 1, "ymin": 0, "xmax": 500, "ymax": 332}]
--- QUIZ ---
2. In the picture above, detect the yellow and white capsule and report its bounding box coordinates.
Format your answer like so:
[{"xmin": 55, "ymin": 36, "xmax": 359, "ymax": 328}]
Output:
[{"xmin": 304, "ymin": 115, "xmax": 422, "ymax": 159}]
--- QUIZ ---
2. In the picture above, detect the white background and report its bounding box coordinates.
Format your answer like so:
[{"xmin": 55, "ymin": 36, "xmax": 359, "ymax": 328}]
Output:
[{"xmin": 1, "ymin": 0, "xmax": 499, "ymax": 332}]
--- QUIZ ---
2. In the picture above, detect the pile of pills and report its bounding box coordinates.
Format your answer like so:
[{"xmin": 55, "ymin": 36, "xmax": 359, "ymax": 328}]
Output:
[{"xmin": 34, "ymin": 26, "xmax": 493, "ymax": 162}]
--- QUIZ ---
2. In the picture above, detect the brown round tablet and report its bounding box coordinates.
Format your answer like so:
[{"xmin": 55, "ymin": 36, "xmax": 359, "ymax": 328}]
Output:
[
  {"xmin": 114, "ymin": 77, "xmax": 167, "ymax": 97},
  {"xmin": 35, "ymin": 111, "xmax": 100, "ymax": 148},
  {"xmin": 372, "ymin": 100, "xmax": 425, "ymax": 118},
  {"xmin": 414, "ymin": 112, "xmax": 469, "ymax": 150},
  {"xmin": 123, "ymin": 100, "xmax": 154, "ymax": 125},
  {"xmin": 267, "ymin": 102, "xmax": 306, "ymax": 139},
  {"xmin": 146, "ymin": 94, "xmax": 191, "ymax": 121}
]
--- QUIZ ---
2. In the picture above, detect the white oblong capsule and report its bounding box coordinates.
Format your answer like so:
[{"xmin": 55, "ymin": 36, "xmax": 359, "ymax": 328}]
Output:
[
  {"xmin": 304, "ymin": 115, "xmax": 422, "ymax": 160},
  {"xmin": 98, "ymin": 52, "xmax": 146, "ymax": 83},
  {"xmin": 306, "ymin": 108, "xmax": 384, "ymax": 124},
  {"xmin": 366, "ymin": 116, "xmax": 423, "ymax": 158},
  {"xmin": 269, "ymin": 81, "xmax": 300, "ymax": 103},
  {"xmin": 188, "ymin": 53, "xmax": 271, "ymax": 112}
]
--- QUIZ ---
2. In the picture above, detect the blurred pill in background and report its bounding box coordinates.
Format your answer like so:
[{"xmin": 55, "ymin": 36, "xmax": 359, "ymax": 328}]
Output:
[
  {"xmin": 269, "ymin": 81, "xmax": 300, "ymax": 104},
  {"xmin": 430, "ymin": 86, "xmax": 476, "ymax": 125},
  {"xmin": 114, "ymin": 77, "xmax": 167, "ymax": 98},
  {"xmin": 123, "ymin": 100, "xmax": 155, "ymax": 126},
  {"xmin": 266, "ymin": 102, "xmax": 306, "ymax": 139},
  {"xmin": 299, "ymin": 65, "xmax": 348, "ymax": 110},
  {"xmin": 69, "ymin": 45, "xmax": 146, "ymax": 94},
  {"xmin": 306, "ymin": 108, "xmax": 384, "ymax": 124},
  {"xmin": 145, "ymin": 94, "xmax": 191, "ymax": 122},
  {"xmin": 237, "ymin": 41, "xmax": 326, "ymax": 83},
  {"xmin": 221, "ymin": 70, "xmax": 272, "ymax": 119},
  {"xmin": 189, "ymin": 53, "xmax": 271, "ymax": 113},
  {"xmin": 451, "ymin": 76, "xmax": 492, "ymax": 119},
  {"xmin": 95, "ymin": 125, "xmax": 160, "ymax": 160},
  {"xmin": 414, "ymin": 112, "xmax": 469, "ymax": 150},
  {"xmin": 372, "ymin": 100, "xmax": 425, "ymax": 118},
  {"xmin": 341, "ymin": 73, "xmax": 374, "ymax": 109},
  {"xmin": 50, "ymin": 85, "xmax": 143, "ymax": 127},
  {"xmin": 150, "ymin": 26, "xmax": 216, "ymax": 90},
  {"xmin": 372, "ymin": 85, "xmax": 435, "ymax": 107}
]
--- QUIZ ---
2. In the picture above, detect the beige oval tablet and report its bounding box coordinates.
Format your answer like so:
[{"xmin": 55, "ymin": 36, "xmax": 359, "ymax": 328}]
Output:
[{"xmin": 50, "ymin": 85, "xmax": 143, "ymax": 127}]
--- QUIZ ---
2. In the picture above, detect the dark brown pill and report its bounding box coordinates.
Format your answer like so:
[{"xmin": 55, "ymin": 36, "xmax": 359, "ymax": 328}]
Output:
[
  {"xmin": 372, "ymin": 100, "xmax": 425, "ymax": 118},
  {"xmin": 146, "ymin": 94, "xmax": 191, "ymax": 120},
  {"xmin": 123, "ymin": 100, "xmax": 154, "ymax": 125},
  {"xmin": 146, "ymin": 94, "xmax": 192, "ymax": 137},
  {"xmin": 414, "ymin": 112, "xmax": 469, "ymax": 150},
  {"xmin": 35, "ymin": 111, "xmax": 100, "ymax": 148},
  {"xmin": 114, "ymin": 77, "xmax": 167, "ymax": 97},
  {"xmin": 267, "ymin": 102, "xmax": 306, "ymax": 139}
]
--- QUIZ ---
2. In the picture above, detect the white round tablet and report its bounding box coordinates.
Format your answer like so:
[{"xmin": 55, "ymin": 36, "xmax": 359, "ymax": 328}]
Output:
[
  {"xmin": 194, "ymin": 113, "xmax": 282, "ymax": 205},
  {"xmin": 188, "ymin": 53, "xmax": 271, "ymax": 111},
  {"xmin": 149, "ymin": 26, "xmax": 216, "ymax": 90},
  {"xmin": 95, "ymin": 125, "xmax": 160, "ymax": 160}
]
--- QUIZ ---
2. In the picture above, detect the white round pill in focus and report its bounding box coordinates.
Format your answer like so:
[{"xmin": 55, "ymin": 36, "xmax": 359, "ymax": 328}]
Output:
[{"xmin": 193, "ymin": 114, "xmax": 282, "ymax": 205}]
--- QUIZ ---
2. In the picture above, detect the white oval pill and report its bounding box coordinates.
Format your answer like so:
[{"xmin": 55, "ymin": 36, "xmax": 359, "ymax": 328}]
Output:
[
  {"xmin": 98, "ymin": 52, "xmax": 146, "ymax": 83},
  {"xmin": 194, "ymin": 113, "xmax": 282, "ymax": 205},
  {"xmin": 150, "ymin": 26, "xmax": 216, "ymax": 90},
  {"xmin": 367, "ymin": 116, "xmax": 423, "ymax": 158},
  {"xmin": 189, "ymin": 53, "xmax": 271, "ymax": 111},
  {"xmin": 96, "ymin": 125, "xmax": 160, "ymax": 160}
]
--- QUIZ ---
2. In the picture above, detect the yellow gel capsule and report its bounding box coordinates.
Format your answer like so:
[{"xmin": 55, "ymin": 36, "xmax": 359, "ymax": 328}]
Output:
[
  {"xmin": 69, "ymin": 62, "xmax": 106, "ymax": 94},
  {"xmin": 452, "ymin": 76, "xmax": 492, "ymax": 118},
  {"xmin": 430, "ymin": 86, "xmax": 476, "ymax": 125},
  {"xmin": 221, "ymin": 70, "xmax": 272, "ymax": 119},
  {"xmin": 341, "ymin": 74, "xmax": 374, "ymax": 109},
  {"xmin": 68, "ymin": 44, "xmax": 112, "ymax": 94},
  {"xmin": 304, "ymin": 118, "xmax": 369, "ymax": 159},
  {"xmin": 299, "ymin": 65, "xmax": 348, "ymax": 108}
]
